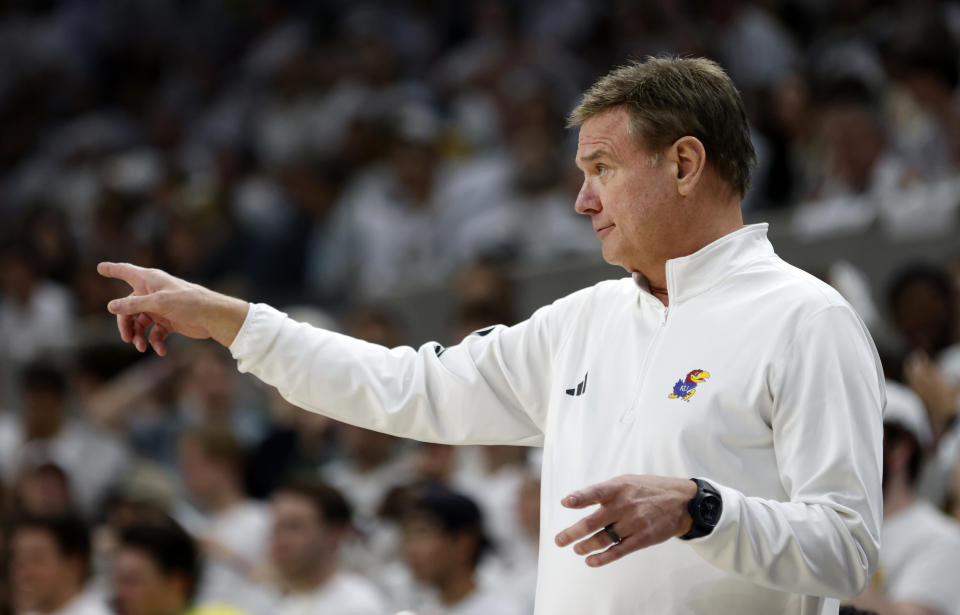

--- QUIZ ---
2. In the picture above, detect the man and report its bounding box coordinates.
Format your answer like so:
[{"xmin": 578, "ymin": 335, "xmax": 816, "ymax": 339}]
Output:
[
  {"xmin": 10, "ymin": 515, "xmax": 110, "ymax": 615},
  {"xmin": 174, "ymin": 427, "xmax": 274, "ymax": 614},
  {"xmin": 0, "ymin": 363, "xmax": 129, "ymax": 517},
  {"xmin": 269, "ymin": 480, "xmax": 388, "ymax": 615},
  {"xmin": 112, "ymin": 519, "xmax": 245, "ymax": 615},
  {"xmin": 400, "ymin": 483, "xmax": 523, "ymax": 615},
  {"xmin": 98, "ymin": 57, "xmax": 884, "ymax": 614},
  {"xmin": 850, "ymin": 382, "xmax": 960, "ymax": 615}
]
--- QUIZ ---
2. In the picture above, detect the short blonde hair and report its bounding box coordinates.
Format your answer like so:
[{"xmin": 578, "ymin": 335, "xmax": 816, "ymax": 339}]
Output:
[{"xmin": 568, "ymin": 56, "xmax": 756, "ymax": 196}]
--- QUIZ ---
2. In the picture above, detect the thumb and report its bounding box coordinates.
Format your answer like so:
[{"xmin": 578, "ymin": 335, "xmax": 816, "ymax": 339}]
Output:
[{"xmin": 108, "ymin": 294, "xmax": 158, "ymax": 315}]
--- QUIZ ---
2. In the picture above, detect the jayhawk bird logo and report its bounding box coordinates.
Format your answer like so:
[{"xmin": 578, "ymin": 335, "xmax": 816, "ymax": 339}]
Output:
[{"xmin": 669, "ymin": 369, "xmax": 710, "ymax": 402}]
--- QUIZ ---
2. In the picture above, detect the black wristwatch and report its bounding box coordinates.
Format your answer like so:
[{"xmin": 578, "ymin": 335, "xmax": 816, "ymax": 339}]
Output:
[{"xmin": 679, "ymin": 478, "xmax": 722, "ymax": 540}]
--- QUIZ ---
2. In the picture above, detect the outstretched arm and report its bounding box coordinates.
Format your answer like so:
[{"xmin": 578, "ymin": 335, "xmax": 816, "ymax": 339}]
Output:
[
  {"xmin": 98, "ymin": 262, "xmax": 555, "ymax": 446},
  {"xmin": 97, "ymin": 262, "xmax": 250, "ymax": 354}
]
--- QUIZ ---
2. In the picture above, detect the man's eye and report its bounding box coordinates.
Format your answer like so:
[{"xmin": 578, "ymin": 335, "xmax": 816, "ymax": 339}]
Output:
[{"xmin": 596, "ymin": 165, "xmax": 608, "ymax": 176}]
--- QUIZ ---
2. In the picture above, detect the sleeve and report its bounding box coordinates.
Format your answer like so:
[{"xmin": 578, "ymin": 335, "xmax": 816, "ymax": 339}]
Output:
[
  {"xmin": 688, "ymin": 304, "xmax": 885, "ymax": 599},
  {"xmin": 228, "ymin": 302, "xmax": 558, "ymax": 446}
]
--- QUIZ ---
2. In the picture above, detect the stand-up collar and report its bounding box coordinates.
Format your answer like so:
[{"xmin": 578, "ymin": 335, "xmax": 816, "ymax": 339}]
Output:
[{"xmin": 633, "ymin": 223, "xmax": 774, "ymax": 305}]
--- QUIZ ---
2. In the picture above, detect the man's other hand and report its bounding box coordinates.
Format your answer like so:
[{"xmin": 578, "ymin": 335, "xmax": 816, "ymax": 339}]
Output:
[
  {"xmin": 97, "ymin": 262, "xmax": 250, "ymax": 355},
  {"xmin": 554, "ymin": 475, "xmax": 698, "ymax": 567}
]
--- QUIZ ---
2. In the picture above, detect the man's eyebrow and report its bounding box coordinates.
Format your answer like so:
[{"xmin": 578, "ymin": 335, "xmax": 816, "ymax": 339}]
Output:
[{"xmin": 577, "ymin": 149, "xmax": 609, "ymax": 163}]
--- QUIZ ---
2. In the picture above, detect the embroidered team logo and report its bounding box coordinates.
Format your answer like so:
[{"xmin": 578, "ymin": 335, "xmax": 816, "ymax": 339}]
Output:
[{"xmin": 668, "ymin": 369, "xmax": 710, "ymax": 402}]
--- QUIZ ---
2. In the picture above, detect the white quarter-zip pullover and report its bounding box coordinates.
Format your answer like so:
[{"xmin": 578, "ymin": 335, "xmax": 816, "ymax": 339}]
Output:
[{"xmin": 229, "ymin": 224, "xmax": 884, "ymax": 614}]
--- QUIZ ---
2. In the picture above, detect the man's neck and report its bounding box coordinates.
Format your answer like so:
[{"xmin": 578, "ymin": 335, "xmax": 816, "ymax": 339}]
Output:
[
  {"xmin": 634, "ymin": 205, "xmax": 744, "ymax": 307},
  {"xmin": 204, "ymin": 487, "xmax": 243, "ymax": 515},
  {"xmin": 26, "ymin": 417, "xmax": 64, "ymax": 441},
  {"xmin": 39, "ymin": 586, "xmax": 80, "ymax": 614},
  {"xmin": 882, "ymin": 481, "xmax": 916, "ymax": 520},
  {"xmin": 287, "ymin": 561, "xmax": 337, "ymax": 594},
  {"xmin": 438, "ymin": 568, "xmax": 476, "ymax": 606}
]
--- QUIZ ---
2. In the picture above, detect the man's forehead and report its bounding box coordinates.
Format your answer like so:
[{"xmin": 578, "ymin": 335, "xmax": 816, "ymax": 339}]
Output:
[{"xmin": 575, "ymin": 108, "xmax": 633, "ymax": 162}]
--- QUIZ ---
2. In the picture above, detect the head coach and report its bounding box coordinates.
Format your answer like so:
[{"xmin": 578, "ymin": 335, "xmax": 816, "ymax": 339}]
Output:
[{"xmin": 98, "ymin": 57, "xmax": 885, "ymax": 614}]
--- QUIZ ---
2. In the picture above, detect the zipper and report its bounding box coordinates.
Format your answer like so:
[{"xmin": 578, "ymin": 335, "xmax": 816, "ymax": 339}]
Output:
[{"xmin": 619, "ymin": 303, "xmax": 670, "ymax": 423}]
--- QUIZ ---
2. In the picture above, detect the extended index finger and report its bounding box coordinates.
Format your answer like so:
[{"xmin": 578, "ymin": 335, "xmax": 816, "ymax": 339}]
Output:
[
  {"xmin": 97, "ymin": 262, "xmax": 147, "ymax": 288},
  {"xmin": 562, "ymin": 479, "xmax": 617, "ymax": 509}
]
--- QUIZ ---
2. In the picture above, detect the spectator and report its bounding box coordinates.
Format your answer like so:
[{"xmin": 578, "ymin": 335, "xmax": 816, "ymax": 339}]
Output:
[
  {"xmin": 269, "ymin": 480, "xmax": 387, "ymax": 615},
  {"xmin": 891, "ymin": 266, "xmax": 960, "ymax": 437},
  {"xmin": 9, "ymin": 514, "xmax": 109, "ymax": 615},
  {"xmin": 11, "ymin": 462, "xmax": 73, "ymax": 518},
  {"xmin": 174, "ymin": 426, "xmax": 274, "ymax": 615},
  {"xmin": 0, "ymin": 242, "xmax": 75, "ymax": 407},
  {"xmin": 175, "ymin": 343, "xmax": 270, "ymax": 447},
  {"xmin": 890, "ymin": 265, "xmax": 958, "ymax": 359},
  {"xmin": 850, "ymin": 381, "xmax": 960, "ymax": 615},
  {"xmin": 113, "ymin": 519, "xmax": 244, "ymax": 615},
  {"xmin": 321, "ymin": 307, "xmax": 412, "ymax": 521},
  {"xmin": 0, "ymin": 363, "xmax": 129, "ymax": 518},
  {"xmin": 455, "ymin": 446, "xmax": 528, "ymax": 566},
  {"xmin": 399, "ymin": 483, "xmax": 523, "ymax": 615},
  {"xmin": 323, "ymin": 425, "xmax": 411, "ymax": 521}
]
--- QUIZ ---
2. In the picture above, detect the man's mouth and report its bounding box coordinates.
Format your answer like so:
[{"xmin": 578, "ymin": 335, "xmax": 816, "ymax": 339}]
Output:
[{"xmin": 595, "ymin": 224, "xmax": 614, "ymax": 236}]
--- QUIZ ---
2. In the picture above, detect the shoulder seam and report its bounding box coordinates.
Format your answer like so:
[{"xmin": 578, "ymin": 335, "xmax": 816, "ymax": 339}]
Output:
[{"xmin": 767, "ymin": 257, "xmax": 846, "ymax": 308}]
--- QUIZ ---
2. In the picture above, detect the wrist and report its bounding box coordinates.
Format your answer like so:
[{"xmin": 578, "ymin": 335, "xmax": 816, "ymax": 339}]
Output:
[
  {"xmin": 676, "ymin": 478, "xmax": 698, "ymax": 537},
  {"xmin": 205, "ymin": 289, "xmax": 250, "ymax": 347}
]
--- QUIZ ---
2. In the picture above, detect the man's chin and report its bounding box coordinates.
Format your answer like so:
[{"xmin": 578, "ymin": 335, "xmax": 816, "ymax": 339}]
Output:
[{"xmin": 600, "ymin": 244, "xmax": 623, "ymax": 268}]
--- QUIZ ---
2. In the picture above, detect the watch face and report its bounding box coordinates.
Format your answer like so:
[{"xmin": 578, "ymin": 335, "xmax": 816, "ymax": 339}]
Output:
[{"xmin": 701, "ymin": 495, "xmax": 722, "ymax": 525}]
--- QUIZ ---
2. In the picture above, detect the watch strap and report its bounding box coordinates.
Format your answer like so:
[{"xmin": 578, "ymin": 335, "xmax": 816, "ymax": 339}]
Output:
[{"xmin": 679, "ymin": 478, "xmax": 722, "ymax": 541}]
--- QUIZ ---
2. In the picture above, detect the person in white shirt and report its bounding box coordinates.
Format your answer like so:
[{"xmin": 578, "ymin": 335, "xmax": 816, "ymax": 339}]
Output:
[
  {"xmin": 399, "ymin": 483, "xmax": 523, "ymax": 615},
  {"xmin": 174, "ymin": 426, "xmax": 274, "ymax": 614},
  {"xmin": 270, "ymin": 480, "xmax": 388, "ymax": 615},
  {"xmin": 10, "ymin": 514, "xmax": 111, "ymax": 615},
  {"xmin": 0, "ymin": 364, "xmax": 129, "ymax": 518},
  {"xmin": 98, "ymin": 56, "xmax": 884, "ymax": 614},
  {"xmin": 850, "ymin": 381, "xmax": 960, "ymax": 615}
]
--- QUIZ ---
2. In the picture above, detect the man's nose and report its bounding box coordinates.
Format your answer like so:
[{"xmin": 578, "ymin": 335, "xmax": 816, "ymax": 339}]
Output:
[{"xmin": 574, "ymin": 180, "xmax": 601, "ymax": 215}]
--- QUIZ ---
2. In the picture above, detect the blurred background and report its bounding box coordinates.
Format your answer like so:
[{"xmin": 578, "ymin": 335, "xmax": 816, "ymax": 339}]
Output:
[{"xmin": 0, "ymin": 1, "xmax": 959, "ymax": 614}]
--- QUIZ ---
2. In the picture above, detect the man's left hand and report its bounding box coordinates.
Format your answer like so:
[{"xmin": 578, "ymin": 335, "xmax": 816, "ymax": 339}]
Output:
[{"xmin": 554, "ymin": 475, "xmax": 698, "ymax": 567}]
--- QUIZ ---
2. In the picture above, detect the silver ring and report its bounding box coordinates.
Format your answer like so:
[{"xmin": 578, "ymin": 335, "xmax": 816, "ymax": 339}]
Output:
[{"xmin": 603, "ymin": 524, "xmax": 621, "ymax": 545}]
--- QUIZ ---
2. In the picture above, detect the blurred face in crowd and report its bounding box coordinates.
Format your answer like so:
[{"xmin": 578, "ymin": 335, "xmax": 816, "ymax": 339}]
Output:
[
  {"xmin": 401, "ymin": 513, "xmax": 475, "ymax": 586},
  {"xmin": 177, "ymin": 438, "xmax": 231, "ymax": 506},
  {"xmin": 819, "ymin": 105, "xmax": 885, "ymax": 193},
  {"xmin": 391, "ymin": 141, "xmax": 435, "ymax": 205},
  {"xmin": 270, "ymin": 492, "xmax": 342, "ymax": 583},
  {"xmin": 23, "ymin": 387, "xmax": 65, "ymax": 440},
  {"xmin": 186, "ymin": 346, "xmax": 235, "ymax": 415},
  {"xmin": 16, "ymin": 465, "xmax": 72, "ymax": 517},
  {"xmin": 482, "ymin": 445, "xmax": 526, "ymax": 472},
  {"xmin": 574, "ymin": 107, "xmax": 685, "ymax": 274},
  {"xmin": 412, "ymin": 443, "xmax": 456, "ymax": 483},
  {"xmin": 113, "ymin": 547, "xmax": 187, "ymax": 615},
  {"xmin": 0, "ymin": 253, "xmax": 35, "ymax": 304},
  {"xmin": 341, "ymin": 425, "xmax": 397, "ymax": 469},
  {"xmin": 510, "ymin": 125, "xmax": 561, "ymax": 194},
  {"xmin": 11, "ymin": 528, "xmax": 82, "ymax": 613},
  {"xmin": 893, "ymin": 278, "xmax": 955, "ymax": 354}
]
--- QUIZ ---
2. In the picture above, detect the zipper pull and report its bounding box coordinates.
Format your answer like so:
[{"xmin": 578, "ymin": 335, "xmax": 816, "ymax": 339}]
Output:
[{"xmin": 662, "ymin": 307, "xmax": 669, "ymax": 325}]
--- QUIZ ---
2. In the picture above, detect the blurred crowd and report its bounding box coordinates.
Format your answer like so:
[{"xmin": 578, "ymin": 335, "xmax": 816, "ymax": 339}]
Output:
[{"xmin": 1, "ymin": 0, "xmax": 960, "ymax": 614}]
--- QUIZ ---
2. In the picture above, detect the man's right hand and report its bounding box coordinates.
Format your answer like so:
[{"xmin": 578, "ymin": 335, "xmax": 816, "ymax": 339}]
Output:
[{"xmin": 97, "ymin": 262, "xmax": 250, "ymax": 355}]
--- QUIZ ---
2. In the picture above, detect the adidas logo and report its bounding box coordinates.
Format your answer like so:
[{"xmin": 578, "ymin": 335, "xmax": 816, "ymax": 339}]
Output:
[{"xmin": 565, "ymin": 372, "xmax": 588, "ymax": 397}]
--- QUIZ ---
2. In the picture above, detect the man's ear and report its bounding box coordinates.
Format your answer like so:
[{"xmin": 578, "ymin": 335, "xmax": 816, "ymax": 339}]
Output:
[{"xmin": 670, "ymin": 136, "xmax": 707, "ymax": 197}]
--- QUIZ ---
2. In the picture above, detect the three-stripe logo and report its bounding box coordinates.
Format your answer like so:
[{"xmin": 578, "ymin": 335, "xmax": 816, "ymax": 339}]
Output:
[{"xmin": 565, "ymin": 372, "xmax": 588, "ymax": 397}]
